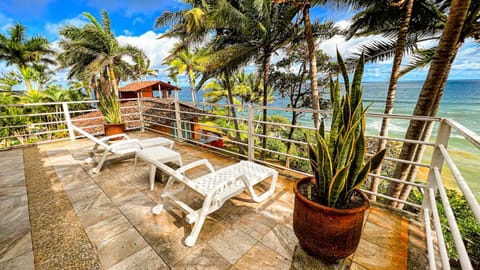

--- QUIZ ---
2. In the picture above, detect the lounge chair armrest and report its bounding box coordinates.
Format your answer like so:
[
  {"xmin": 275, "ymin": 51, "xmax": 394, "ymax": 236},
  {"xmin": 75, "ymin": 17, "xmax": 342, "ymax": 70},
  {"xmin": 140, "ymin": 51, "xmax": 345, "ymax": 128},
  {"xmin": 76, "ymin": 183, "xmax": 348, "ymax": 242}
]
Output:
[
  {"xmin": 106, "ymin": 139, "xmax": 141, "ymax": 151},
  {"xmin": 176, "ymin": 159, "xmax": 215, "ymax": 175},
  {"xmin": 100, "ymin": 133, "xmax": 129, "ymax": 143}
]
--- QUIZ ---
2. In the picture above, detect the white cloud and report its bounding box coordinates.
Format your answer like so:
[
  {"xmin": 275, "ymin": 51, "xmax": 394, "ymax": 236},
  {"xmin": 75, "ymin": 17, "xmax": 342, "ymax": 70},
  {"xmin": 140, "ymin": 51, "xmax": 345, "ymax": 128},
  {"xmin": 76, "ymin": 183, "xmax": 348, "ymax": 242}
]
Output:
[
  {"xmin": 117, "ymin": 31, "xmax": 179, "ymax": 81},
  {"xmin": 0, "ymin": 13, "xmax": 14, "ymax": 33},
  {"xmin": 44, "ymin": 14, "xmax": 88, "ymax": 36},
  {"xmin": 123, "ymin": 29, "xmax": 133, "ymax": 36},
  {"xmin": 132, "ymin": 17, "xmax": 145, "ymax": 26}
]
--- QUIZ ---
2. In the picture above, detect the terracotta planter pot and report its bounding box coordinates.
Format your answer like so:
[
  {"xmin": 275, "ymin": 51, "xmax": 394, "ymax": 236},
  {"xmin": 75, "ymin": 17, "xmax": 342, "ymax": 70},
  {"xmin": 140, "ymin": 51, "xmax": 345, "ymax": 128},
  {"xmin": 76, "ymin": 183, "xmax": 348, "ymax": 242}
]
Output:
[
  {"xmin": 293, "ymin": 177, "xmax": 369, "ymax": 263},
  {"xmin": 104, "ymin": 123, "xmax": 126, "ymax": 139}
]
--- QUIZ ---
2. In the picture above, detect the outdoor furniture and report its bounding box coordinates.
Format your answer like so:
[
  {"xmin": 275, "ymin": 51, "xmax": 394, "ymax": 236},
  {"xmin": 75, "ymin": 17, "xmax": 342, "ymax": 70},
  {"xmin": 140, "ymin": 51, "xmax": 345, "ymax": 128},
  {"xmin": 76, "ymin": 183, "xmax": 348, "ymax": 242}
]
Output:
[
  {"xmin": 70, "ymin": 124, "xmax": 174, "ymax": 173},
  {"xmin": 151, "ymin": 159, "xmax": 278, "ymax": 247},
  {"xmin": 135, "ymin": 146, "xmax": 183, "ymax": 191}
]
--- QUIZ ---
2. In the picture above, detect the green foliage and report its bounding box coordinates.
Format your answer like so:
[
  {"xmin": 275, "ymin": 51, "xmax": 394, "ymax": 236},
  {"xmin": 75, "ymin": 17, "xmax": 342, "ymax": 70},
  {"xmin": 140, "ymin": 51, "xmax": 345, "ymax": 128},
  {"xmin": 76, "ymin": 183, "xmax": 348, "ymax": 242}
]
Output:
[
  {"xmin": 97, "ymin": 88, "xmax": 122, "ymax": 124},
  {"xmin": 306, "ymin": 51, "xmax": 386, "ymax": 208},
  {"xmin": 437, "ymin": 189, "xmax": 480, "ymax": 267}
]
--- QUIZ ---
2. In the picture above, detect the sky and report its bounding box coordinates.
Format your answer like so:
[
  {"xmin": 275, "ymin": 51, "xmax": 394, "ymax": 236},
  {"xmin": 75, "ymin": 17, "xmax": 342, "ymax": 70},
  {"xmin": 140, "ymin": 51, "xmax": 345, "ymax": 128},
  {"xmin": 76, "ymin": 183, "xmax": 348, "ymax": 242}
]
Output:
[{"xmin": 0, "ymin": 0, "xmax": 479, "ymax": 87}]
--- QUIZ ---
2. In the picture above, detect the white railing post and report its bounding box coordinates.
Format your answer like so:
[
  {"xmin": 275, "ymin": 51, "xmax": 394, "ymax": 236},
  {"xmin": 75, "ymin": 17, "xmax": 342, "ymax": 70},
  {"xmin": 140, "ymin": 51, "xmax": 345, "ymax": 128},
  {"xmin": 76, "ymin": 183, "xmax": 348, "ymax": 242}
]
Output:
[
  {"xmin": 137, "ymin": 98, "xmax": 145, "ymax": 132},
  {"xmin": 174, "ymin": 100, "xmax": 183, "ymax": 142},
  {"xmin": 248, "ymin": 105, "xmax": 254, "ymax": 161},
  {"xmin": 62, "ymin": 102, "xmax": 75, "ymax": 141},
  {"xmin": 421, "ymin": 119, "xmax": 451, "ymax": 217}
]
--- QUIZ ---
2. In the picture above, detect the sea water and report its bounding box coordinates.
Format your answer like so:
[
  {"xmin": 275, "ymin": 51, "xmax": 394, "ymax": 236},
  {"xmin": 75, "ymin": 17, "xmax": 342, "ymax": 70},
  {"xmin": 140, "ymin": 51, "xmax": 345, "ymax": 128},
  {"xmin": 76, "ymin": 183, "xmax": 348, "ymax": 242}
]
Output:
[{"xmin": 179, "ymin": 80, "xmax": 480, "ymax": 195}]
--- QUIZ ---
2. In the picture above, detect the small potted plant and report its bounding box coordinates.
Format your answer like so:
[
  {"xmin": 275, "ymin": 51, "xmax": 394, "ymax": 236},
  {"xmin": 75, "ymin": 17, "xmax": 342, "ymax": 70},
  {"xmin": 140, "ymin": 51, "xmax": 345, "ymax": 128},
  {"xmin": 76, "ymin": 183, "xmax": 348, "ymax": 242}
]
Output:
[
  {"xmin": 293, "ymin": 51, "xmax": 386, "ymax": 263},
  {"xmin": 97, "ymin": 87, "xmax": 125, "ymax": 136}
]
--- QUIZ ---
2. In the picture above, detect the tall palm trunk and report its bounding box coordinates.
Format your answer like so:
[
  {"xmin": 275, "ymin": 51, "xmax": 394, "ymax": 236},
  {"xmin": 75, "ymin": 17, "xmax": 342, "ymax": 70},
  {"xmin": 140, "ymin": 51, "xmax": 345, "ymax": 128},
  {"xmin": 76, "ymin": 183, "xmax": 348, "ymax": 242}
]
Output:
[
  {"xmin": 188, "ymin": 67, "xmax": 197, "ymax": 105},
  {"xmin": 303, "ymin": 3, "xmax": 320, "ymax": 129},
  {"xmin": 370, "ymin": 0, "xmax": 415, "ymax": 201},
  {"xmin": 20, "ymin": 65, "xmax": 33, "ymax": 91},
  {"xmin": 260, "ymin": 53, "xmax": 272, "ymax": 160},
  {"xmin": 396, "ymin": 52, "xmax": 457, "ymax": 208},
  {"xmin": 108, "ymin": 64, "xmax": 119, "ymax": 97},
  {"xmin": 225, "ymin": 72, "xmax": 245, "ymax": 155},
  {"xmin": 387, "ymin": 0, "xmax": 471, "ymax": 206}
]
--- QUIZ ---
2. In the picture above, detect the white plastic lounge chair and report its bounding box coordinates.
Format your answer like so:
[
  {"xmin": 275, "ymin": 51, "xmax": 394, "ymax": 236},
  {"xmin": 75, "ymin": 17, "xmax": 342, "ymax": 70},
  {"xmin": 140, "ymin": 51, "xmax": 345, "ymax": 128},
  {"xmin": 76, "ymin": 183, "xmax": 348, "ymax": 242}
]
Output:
[
  {"xmin": 70, "ymin": 124, "xmax": 174, "ymax": 173},
  {"xmin": 151, "ymin": 159, "xmax": 278, "ymax": 247}
]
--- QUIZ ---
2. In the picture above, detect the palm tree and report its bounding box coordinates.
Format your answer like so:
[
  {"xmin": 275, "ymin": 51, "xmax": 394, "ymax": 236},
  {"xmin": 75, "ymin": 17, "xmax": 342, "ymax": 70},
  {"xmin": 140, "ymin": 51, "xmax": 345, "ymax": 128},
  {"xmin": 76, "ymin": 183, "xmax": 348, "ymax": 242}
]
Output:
[
  {"xmin": 0, "ymin": 23, "xmax": 54, "ymax": 91},
  {"xmin": 164, "ymin": 44, "xmax": 206, "ymax": 105},
  {"xmin": 132, "ymin": 52, "xmax": 158, "ymax": 81},
  {"xmin": 347, "ymin": 0, "xmax": 417, "ymax": 200},
  {"xmin": 387, "ymin": 0, "xmax": 472, "ymax": 206},
  {"xmin": 0, "ymin": 71, "xmax": 22, "ymax": 91},
  {"xmin": 203, "ymin": 69, "xmax": 246, "ymax": 154},
  {"xmin": 58, "ymin": 10, "xmax": 144, "ymax": 97},
  {"xmin": 205, "ymin": 0, "xmax": 299, "ymax": 159}
]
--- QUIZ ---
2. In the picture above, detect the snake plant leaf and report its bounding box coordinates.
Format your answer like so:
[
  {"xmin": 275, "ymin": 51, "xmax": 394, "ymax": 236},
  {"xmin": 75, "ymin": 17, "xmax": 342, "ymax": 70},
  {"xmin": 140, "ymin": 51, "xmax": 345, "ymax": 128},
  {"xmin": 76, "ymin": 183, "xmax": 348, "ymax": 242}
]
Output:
[
  {"xmin": 328, "ymin": 166, "xmax": 349, "ymax": 207},
  {"xmin": 336, "ymin": 49, "xmax": 349, "ymax": 95},
  {"xmin": 348, "ymin": 149, "xmax": 386, "ymax": 194},
  {"xmin": 351, "ymin": 53, "xmax": 365, "ymax": 108}
]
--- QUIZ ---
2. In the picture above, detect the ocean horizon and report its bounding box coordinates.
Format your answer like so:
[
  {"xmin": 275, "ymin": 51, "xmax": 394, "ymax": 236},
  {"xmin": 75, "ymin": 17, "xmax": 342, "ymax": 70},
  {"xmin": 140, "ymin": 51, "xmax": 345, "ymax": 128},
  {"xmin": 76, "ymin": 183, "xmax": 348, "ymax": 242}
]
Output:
[{"xmin": 176, "ymin": 79, "xmax": 480, "ymax": 195}]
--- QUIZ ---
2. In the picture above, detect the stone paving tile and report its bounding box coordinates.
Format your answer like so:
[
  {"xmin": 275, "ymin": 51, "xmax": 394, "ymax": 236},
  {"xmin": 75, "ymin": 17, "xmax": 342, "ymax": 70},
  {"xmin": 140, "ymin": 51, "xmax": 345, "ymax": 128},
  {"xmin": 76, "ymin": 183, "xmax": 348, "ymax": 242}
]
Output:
[
  {"xmin": 0, "ymin": 251, "xmax": 34, "ymax": 270},
  {"xmin": 353, "ymin": 238, "xmax": 407, "ymax": 270},
  {"xmin": 0, "ymin": 227, "xmax": 32, "ymax": 264},
  {"xmin": 0, "ymin": 186, "xmax": 27, "ymax": 202},
  {"xmin": 172, "ymin": 243, "xmax": 231, "ymax": 270},
  {"xmin": 108, "ymin": 246, "xmax": 169, "ymax": 270},
  {"xmin": 232, "ymin": 242, "xmax": 291, "ymax": 270},
  {"xmin": 85, "ymin": 214, "xmax": 133, "ymax": 247},
  {"xmin": 208, "ymin": 225, "xmax": 257, "ymax": 264},
  {"xmin": 0, "ymin": 136, "xmax": 420, "ymax": 270},
  {"xmin": 260, "ymin": 224, "xmax": 298, "ymax": 260},
  {"xmin": 96, "ymin": 227, "xmax": 148, "ymax": 269},
  {"xmin": 0, "ymin": 171, "xmax": 25, "ymax": 187},
  {"xmin": 257, "ymin": 192, "xmax": 294, "ymax": 224}
]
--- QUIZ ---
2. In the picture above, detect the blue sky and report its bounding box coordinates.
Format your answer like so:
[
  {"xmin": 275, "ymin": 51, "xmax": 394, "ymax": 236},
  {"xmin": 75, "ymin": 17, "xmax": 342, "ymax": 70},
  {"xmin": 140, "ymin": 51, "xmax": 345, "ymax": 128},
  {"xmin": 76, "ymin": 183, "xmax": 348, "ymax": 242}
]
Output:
[{"xmin": 0, "ymin": 0, "xmax": 479, "ymax": 86}]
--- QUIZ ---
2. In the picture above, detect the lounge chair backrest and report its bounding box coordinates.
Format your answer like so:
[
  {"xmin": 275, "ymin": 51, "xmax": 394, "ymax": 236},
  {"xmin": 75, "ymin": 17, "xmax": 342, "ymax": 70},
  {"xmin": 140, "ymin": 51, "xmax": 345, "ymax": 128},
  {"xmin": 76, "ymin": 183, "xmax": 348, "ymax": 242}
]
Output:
[
  {"xmin": 71, "ymin": 124, "xmax": 109, "ymax": 148},
  {"xmin": 149, "ymin": 159, "xmax": 197, "ymax": 190}
]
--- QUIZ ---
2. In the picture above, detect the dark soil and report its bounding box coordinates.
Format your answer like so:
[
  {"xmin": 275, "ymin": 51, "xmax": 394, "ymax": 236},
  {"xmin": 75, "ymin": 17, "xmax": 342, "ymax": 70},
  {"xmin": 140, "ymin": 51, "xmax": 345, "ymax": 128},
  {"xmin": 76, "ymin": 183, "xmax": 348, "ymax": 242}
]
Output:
[{"xmin": 298, "ymin": 180, "xmax": 366, "ymax": 209}]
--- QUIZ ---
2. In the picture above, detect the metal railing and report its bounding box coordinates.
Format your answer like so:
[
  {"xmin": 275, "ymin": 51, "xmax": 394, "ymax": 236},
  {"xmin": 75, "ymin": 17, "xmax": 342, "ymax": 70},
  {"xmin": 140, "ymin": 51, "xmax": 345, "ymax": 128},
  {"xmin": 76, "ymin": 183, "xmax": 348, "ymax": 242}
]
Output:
[{"xmin": 1, "ymin": 98, "xmax": 479, "ymax": 269}]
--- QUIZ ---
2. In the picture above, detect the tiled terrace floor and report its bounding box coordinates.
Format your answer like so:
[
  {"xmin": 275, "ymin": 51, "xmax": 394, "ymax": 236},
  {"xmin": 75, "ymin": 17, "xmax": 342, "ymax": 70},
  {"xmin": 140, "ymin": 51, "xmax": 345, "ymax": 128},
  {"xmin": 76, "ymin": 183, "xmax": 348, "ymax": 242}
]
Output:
[{"xmin": 0, "ymin": 132, "xmax": 427, "ymax": 269}]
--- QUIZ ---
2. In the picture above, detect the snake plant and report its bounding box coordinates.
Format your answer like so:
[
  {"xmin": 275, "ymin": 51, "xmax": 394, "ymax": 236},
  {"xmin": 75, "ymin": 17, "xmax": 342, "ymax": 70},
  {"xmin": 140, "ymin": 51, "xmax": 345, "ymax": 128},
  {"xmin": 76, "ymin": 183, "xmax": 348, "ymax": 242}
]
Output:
[
  {"xmin": 306, "ymin": 51, "xmax": 386, "ymax": 208},
  {"xmin": 97, "ymin": 88, "xmax": 123, "ymax": 124}
]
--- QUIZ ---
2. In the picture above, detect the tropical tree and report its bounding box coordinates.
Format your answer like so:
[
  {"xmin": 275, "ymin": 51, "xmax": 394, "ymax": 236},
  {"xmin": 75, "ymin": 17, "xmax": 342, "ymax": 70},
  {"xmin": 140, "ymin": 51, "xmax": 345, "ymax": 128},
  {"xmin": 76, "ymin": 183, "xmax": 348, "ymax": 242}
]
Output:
[
  {"xmin": 204, "ymin": 0, "xmax": 300, "ymax": 159},
  {"xmin": 0, "ymin": 71, "xmax": 22, "ymax": 91},
  {"xmin": 346, "ymin": 0, "xmax": 417, "ymax": 200},
  {"xmin": 387, "ymin": 0, "xmax": 473, "ymax": 206},
  {"xmin": 58, "ymin": 10, "xmax": 144, "ymax": 98},
  {"xmin": 164, "ymin": 44, "xmax": 206, "ymax": 105},
  {"xmin": 0, "ymin": 23, "xmax": 54, "ymax": 91},
  {"xmin": 132, "ymin": 51, "xmax": 159, "ymax": 81}
]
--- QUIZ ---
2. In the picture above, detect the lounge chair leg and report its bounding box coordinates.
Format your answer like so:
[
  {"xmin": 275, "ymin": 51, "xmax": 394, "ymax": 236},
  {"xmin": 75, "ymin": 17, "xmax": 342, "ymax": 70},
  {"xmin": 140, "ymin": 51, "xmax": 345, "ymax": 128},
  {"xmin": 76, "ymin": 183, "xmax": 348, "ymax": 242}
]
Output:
[
  {"xmin": 152, "ymin": 203, "xmax": 164, "ymax": 215},
  {"xmin": 149, "ymin": 164, "xmax": 156, "ymax": 191},
  {"xmin": 93, "ymin": 152, "xmax": 108, "ymax": 174},
  {"xmin": 184, "ymin": 212, "xmax": 207, "ymax": 247}
]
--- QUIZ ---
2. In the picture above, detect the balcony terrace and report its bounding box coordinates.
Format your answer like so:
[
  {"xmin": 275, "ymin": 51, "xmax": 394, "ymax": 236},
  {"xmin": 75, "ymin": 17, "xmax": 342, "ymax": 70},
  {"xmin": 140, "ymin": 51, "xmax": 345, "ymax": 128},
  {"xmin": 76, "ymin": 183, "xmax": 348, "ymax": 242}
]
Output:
[
  {"xmin": 1, "ymin": 133, "xmax": 425, "ymax": 269},
  {"xmin": 1, "ymin": 98, "xmax": 479, "ymax": 269}
]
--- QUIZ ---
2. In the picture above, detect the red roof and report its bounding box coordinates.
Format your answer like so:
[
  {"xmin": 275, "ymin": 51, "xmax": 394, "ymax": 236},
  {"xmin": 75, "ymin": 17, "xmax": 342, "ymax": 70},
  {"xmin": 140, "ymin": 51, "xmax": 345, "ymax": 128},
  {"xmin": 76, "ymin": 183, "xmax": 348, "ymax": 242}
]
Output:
[{"xmin": 119, "ymin": 80, "xmax": 181, "ymax": 92}]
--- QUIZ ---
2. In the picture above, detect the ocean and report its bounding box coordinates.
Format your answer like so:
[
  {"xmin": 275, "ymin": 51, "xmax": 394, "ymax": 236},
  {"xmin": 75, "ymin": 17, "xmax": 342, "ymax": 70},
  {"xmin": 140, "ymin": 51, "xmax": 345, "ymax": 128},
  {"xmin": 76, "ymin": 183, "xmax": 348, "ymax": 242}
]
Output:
[{"xmin": 177, "ymin": 80, "xmax": 480, "ymax": 195}]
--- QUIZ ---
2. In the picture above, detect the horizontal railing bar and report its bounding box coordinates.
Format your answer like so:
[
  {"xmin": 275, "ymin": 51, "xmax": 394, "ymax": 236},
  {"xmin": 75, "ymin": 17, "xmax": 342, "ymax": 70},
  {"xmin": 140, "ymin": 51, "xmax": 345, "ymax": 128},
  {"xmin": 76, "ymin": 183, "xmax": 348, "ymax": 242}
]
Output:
[
  {"xmin": 360, "ymin": 190, "xmax": 422, "ymax": 208},
  {"xmin": 445, "ymin": 118, "xmax": 480, "ymax": 150},
  {"xmin": 368, "ymin": 173, "xmax": 427, "ymax": 188},
  {"xmin": 366, "ymin": 134, "xmax": 436, "ymax": 147},
  {"xmin": 253, "ymin": 119, "xmax": 316, "ymax": 131}
]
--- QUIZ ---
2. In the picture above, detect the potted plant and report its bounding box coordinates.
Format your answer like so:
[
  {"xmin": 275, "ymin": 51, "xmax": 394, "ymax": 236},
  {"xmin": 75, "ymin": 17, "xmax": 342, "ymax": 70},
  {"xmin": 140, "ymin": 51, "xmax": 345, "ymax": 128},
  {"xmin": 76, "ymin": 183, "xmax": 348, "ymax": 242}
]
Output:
[
  {"xmin": 293, "ymin": 51, "xmax": 386, "ymax": 263},
  {"xmin": 97, "ymin": 87, "xmax": 125, "ymax": 136}
]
